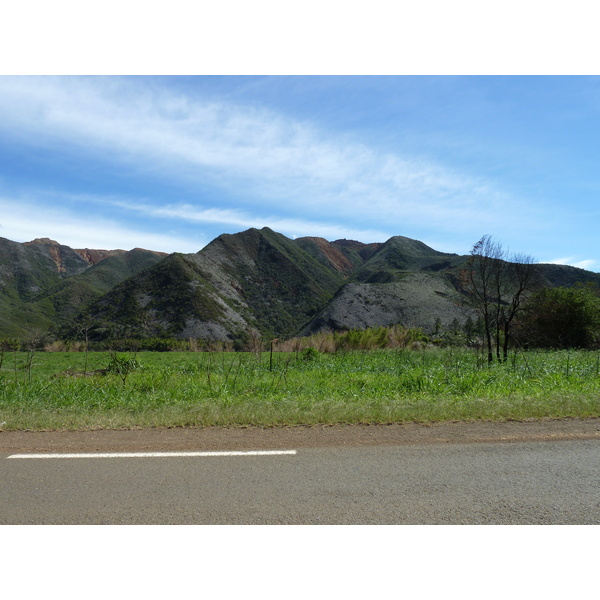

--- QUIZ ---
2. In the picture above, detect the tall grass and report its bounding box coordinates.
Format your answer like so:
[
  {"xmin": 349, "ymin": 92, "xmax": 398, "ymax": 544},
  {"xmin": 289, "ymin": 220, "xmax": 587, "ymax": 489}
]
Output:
[
  {"xmin": 1, "ymin": 347, "xmax": 599, "ymax": 430},
  {"xmin": 275, "ymin": 325, "xmax": 428, "ymax": 353}
]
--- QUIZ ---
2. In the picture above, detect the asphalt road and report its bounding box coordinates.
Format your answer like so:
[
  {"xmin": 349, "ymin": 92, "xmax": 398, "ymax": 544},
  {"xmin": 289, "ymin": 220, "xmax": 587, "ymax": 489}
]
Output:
[{"xmin": 2, "ymin": 438, "xmax": 599, "ymax": 524}]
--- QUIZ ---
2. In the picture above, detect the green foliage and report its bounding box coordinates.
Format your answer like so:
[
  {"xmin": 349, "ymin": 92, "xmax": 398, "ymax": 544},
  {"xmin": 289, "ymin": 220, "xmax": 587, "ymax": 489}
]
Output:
[
  {"xmin": 106, "ymin": 352, "xmax": 142, "ymax": 385},
  {"xmin": 106, "ymin": 353, "xmax": 141, "ymax": 373},
  {"xmin": 232, "ymin": 330, "xmax": 251, "ymax": 352},
  {"xmin": 104, "ymin": 338, "xmax": 188, "ymax": 352},
  {"xmin": 518, "ymin": 285, "xmax": 600, "ymax": 349},
  {"xmin": 0, "ymin": 338, "xmax": 20, "ymax": 370},
  {"xmin": 0, "ymin": 338, "xmax": 21, "ymax": 352},
  {"xmin": 279, "ymin": 325, "xmax": 428, "ymax": 353},
  {"xmin": 300, "ymin": 347, "xmax": 320, "ymax": 361}
]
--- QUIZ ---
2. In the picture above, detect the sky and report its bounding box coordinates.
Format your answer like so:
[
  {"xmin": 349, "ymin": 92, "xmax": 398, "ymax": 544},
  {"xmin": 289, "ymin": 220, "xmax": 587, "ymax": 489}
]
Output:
[{"xmin": 1, "ymin": 74, "xmax": 599, "ymax": 271}]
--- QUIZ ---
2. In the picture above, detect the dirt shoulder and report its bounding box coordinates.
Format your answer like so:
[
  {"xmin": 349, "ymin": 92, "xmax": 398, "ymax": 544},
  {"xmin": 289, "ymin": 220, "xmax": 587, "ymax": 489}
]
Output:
[{"xmin": 1, "ymin": 418, "xmax": 600, "ymax": 453}]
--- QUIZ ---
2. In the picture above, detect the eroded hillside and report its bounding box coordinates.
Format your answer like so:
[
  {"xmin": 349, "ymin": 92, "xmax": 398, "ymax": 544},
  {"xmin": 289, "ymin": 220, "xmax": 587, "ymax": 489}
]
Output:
[{"xmin": 3, "ymin": 229, "xmax": 600, "ymax": 342}]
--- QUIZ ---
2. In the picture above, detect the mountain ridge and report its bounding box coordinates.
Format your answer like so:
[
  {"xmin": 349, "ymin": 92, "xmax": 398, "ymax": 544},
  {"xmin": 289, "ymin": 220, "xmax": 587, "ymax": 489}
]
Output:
[{"xmin": 2, "ymin": 230, "xmax": 600, "ymax": 342}]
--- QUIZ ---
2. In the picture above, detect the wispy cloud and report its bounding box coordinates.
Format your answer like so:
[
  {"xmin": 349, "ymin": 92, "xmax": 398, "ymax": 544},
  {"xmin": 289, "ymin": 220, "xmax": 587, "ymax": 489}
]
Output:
[
  {"xmin": 547, "ymin": 256, "xmax": 598, "ymax": 270},
  {"xmin": 110, "ymin": 199, "xmax": 392, "ymax": 243},
  {"xmin": 0, "ymin": 196, "xmax": 202, "ymax": 252},
  {"xmin": 0, "ymin": 76, "xmax": 540, "ymax": 240}
]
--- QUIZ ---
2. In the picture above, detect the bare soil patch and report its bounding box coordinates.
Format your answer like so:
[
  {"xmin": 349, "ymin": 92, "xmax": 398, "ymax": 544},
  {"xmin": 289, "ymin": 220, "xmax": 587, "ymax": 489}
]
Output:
[{"xmin": 1, "ymin": 418, "xmax": 599, "ymax": 454}]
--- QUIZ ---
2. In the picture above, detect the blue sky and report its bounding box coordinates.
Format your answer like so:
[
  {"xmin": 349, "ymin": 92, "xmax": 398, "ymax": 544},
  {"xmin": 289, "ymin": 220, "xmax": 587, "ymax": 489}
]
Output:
[{"xmin": 1, "ymin": 75, "xmax": 599, "ymax": 271}]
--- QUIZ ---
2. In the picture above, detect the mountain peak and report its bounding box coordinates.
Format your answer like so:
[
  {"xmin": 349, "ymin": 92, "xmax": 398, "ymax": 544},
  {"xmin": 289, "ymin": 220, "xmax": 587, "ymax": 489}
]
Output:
[{"xmin": 25, "ymin": 237, "xmax": 61, "ymax": 246}]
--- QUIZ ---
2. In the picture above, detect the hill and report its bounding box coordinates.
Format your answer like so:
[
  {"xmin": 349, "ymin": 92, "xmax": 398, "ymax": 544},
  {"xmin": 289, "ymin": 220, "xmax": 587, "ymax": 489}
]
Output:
[
  {"xmin": 300, "ymin": 236, "xmax": 469, "ymax": 335},
  {"xmin": 0, "ymin": 237, "xmax": 166, "ymax": 337},
  {"xmin": 2, "ymin": 229, "xmax": 600, "ymax": 343},
  {"xmin": 76, "ymin": 227, "xmax": 344, "ymax": 341}
]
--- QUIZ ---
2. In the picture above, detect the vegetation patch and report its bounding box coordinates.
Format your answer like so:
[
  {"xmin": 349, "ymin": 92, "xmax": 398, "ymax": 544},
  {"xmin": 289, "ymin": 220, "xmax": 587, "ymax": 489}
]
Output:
[{"xmin": 1, "ymin": 347, "xmax": 599, "ymax": 431}]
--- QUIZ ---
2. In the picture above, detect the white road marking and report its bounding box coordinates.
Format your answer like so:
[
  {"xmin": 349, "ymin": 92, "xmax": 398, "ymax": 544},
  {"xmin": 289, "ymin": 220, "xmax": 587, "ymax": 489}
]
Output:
[{"xmin": 7, "ymin": 450, "xmax": 297, "ymax": 459}]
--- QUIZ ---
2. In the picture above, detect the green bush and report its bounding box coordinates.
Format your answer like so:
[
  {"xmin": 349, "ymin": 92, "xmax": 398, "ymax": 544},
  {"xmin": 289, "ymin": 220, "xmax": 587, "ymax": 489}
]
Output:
[
  {"xmin": 300, "ymin": 347, "xmax": 320, "ymax": 361},
  {"xmin": 518, "ymin": 286, "xmax": 600, "ymax": 349}
]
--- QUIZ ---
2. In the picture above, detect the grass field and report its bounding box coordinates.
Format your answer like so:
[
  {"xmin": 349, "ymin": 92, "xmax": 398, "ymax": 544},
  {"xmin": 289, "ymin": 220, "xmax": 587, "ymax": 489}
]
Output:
[{"xmin": 1, "ymin": 348, "xmax": 600, "ymax": 430}]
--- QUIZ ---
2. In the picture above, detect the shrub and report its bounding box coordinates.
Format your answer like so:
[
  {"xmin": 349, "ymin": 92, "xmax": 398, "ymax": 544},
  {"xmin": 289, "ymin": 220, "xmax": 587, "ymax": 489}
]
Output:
[
  {"xmin": 106, "ymin": 353, "xmax": 142, "ymax": 385},
  {"xmin": 300, "ymin": 347, "xmax": 320, "ymax": 361}
]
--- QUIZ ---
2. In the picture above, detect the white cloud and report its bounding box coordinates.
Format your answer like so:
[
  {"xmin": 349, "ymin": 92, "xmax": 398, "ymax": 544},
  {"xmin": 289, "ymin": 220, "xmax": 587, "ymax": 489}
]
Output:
[
  {"xmin": 111, "ymin": 200, "xmax": 392, "ymax": 243},
  {"xmin": 0, "ymin": 197, "xmax": 201, "ymax": 253},
  {"xmin": 545, "ymin": 256, "xmax": 598, "ymax": 270},
  {"xmin": 0, "ymin": 76, "xmax": 538, "ymax": 238},
  {"xmin": 574, "ymin": 259, "xmax": 598, "ymax": 270},
  {"xmin": 547, "ymin": 257, "xmax": 572, "ymax": 266}
]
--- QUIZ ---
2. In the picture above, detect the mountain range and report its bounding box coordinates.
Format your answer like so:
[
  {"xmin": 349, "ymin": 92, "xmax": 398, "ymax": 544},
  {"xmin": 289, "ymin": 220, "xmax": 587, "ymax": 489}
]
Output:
[{"xmin": 2, "ymin": 229, "xmax": 600, "ymax": 342}]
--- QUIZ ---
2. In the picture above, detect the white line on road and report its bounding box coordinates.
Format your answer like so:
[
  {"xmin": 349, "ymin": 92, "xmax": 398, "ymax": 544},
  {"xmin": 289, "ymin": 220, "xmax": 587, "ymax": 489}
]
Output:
[{"xmin": 7, "ymin": 450, "xmax": 297, "ymax": 459}]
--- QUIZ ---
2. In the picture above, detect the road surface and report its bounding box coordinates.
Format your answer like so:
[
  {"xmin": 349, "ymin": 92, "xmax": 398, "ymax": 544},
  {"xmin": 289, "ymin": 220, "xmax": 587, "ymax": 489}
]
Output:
[{"xmin": 1, "ymin": 419, "xmax": 599, "ymax": 524}]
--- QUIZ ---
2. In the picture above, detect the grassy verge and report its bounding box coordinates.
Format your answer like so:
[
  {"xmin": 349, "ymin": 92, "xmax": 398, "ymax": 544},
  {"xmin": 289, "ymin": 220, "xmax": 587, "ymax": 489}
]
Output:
[{"xmin": 1, "ymin": 348, "xmax": 600, "ymax": 430}]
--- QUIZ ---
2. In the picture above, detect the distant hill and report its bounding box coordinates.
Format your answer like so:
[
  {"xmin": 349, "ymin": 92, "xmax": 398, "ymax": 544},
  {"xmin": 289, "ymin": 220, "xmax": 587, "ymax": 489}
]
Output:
[
  {"xmin": 294, "ymin": 237, "xmax": 381, "ymax": 276},
  {"xmin": 2, "ymin": 229, "xmax": 600, "ymax": 342},
  {"xmin": 301, "ymin": 236, "xmax": 467, "ymax": 334},
  {"xmin": 0, "ymin": 237, "xmax": 166, "ymax": 337}
]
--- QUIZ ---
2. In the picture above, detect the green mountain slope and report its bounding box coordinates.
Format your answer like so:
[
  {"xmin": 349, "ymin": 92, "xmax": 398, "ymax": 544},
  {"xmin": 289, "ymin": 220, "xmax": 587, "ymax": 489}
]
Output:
[
  {"xmin": 294, "ymin": 237, "xmax": 358, "ymax": 276},
  {"xmin": 353, "ymin": 235, "xmax": 464, "ymax": 283},
  {"xmin": 0, "ymin": 237, "xmax": 166, "ymax": 337},
  {"xmin": 202, "ymin": 228, "xmax": 344, "ymax": 337},
  {"xmin": 75, "ymin": 227, "xmax": 345, "ymax": 341},
  {"xmin": 78, "ymin": 252, "xmax": 237, "ymax": 340},
  {"xmin": 302, "ymin": 236, "xmax": 600, "ymax": 336},
  {"xmin": 0, "ymin": 237, "xmax": 89, "ymax": 336},
  {"xmin": 3, "ymin": 229, "xmax": 600, "ymax": 343},
  {"xmin": 301, "ymin": 237, "xmax": 469, "ymax": 335},
  {"xmin": 49, "ymin": 249, "xmax": 168, "ymax": 326}
]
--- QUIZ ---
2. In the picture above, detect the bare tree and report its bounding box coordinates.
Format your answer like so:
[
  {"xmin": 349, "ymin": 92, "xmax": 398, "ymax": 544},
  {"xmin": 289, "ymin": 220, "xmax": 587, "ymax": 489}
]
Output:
[
  {"xmin": 461, "ymin": 235, "xmax": 501, "ymax": 363},
  {"xmin": 461, "ymin": 235, "xmax": 539, "ymax": 363},
  {"xmin": 500, "ymin": 253, "xmax": 540, "ymax": 360}
]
